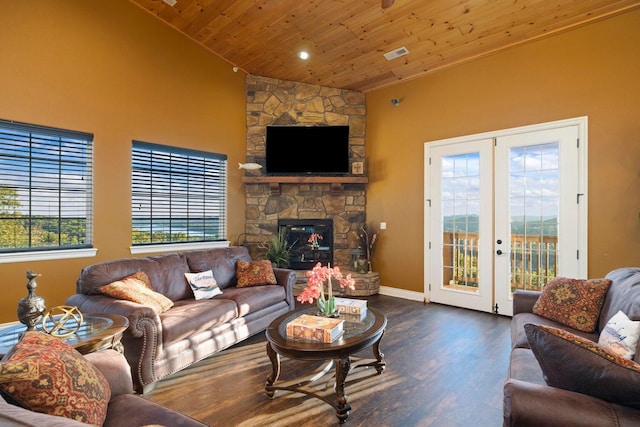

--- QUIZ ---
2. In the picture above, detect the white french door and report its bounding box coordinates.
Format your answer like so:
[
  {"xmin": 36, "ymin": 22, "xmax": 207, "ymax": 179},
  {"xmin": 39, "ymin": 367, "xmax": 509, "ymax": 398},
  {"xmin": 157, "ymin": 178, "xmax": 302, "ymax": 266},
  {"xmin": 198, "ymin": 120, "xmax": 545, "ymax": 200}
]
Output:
[
  {"xmin": 425, "ymin": 139, "xmax": 494, "ymax": 312},
  {"xmin": 425, "ymin": 118, "xmax": 587, "ymax": 315}
]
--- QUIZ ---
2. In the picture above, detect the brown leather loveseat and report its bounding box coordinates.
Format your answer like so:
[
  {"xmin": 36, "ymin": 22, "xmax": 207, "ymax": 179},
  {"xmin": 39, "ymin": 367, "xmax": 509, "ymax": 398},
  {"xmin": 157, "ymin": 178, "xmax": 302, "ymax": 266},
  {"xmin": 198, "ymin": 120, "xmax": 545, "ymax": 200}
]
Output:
[
  {"xmin": 66, "ymin": 246, "xmax": 296, "ymax": 393},
  {"xmin": 504, "ymin": 267, "xmax": 640, "ymax": 426}
]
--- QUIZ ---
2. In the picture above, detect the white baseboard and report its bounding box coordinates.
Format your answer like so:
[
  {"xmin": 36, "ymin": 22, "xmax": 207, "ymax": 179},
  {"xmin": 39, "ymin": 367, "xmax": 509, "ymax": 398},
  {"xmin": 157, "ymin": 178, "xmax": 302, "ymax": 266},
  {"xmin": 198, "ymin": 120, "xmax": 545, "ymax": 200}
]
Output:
[{"xmin": 379, "ymin": 286, "xmax": 426, "ymax": 302}]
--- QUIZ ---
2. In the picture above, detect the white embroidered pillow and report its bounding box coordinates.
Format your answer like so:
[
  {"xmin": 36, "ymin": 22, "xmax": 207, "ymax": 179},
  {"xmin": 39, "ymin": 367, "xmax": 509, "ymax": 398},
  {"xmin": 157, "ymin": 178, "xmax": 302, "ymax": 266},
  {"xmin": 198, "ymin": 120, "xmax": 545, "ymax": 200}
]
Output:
[
  {"xmin": 184, "ymin": 270, "xmax": 222, "ymax": 300},
  {"xmin": 598, "ymin": 310, "xmax": 640, "ymax": 360}
]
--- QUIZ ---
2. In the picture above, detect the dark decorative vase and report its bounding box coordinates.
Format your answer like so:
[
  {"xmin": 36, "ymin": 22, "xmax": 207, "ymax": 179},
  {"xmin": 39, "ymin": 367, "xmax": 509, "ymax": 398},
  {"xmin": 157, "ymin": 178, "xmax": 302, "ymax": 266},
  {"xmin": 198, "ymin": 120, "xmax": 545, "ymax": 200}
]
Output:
[{"xmin": 17, "ymin": 270, "xmax": 46, "ymax": 330}]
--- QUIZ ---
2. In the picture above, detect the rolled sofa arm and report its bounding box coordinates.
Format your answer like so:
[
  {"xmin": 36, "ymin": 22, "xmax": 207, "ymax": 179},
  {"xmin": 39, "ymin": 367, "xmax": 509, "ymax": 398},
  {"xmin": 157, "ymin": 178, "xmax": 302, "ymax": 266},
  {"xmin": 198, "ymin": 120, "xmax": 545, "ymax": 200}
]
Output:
[
  {"xmin": 65, "ymin": 294, "xmax": 160, "ymax": 339},
  {"xmin": 512, "ymin": 290, "xmax": 541, "ymax": 315},
  {"xmin": 84, "ymin": 349, "xmax": 135, "ymax": 397},
  {"xmin": 504, "ymin": 379, "xmax": 640, "ymax": 427},
  {"xmin": 66, "ymin": 293, "xmax": 163, "ymax": 392},
  {"xmin": 273, "ymin": 267, "xmax": 297, "ymax": 309}
]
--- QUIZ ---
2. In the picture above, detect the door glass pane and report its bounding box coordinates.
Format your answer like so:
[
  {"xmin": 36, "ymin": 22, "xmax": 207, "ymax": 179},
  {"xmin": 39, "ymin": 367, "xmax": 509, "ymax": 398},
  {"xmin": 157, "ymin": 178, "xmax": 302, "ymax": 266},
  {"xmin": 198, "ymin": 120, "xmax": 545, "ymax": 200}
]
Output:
[
  {"xmin": 441, "ymin": 152, "xmax": 480, "ymax": 293},
  {"xmin": 509, "ymin": 143, "xmax": 559, "ymax": 293}
]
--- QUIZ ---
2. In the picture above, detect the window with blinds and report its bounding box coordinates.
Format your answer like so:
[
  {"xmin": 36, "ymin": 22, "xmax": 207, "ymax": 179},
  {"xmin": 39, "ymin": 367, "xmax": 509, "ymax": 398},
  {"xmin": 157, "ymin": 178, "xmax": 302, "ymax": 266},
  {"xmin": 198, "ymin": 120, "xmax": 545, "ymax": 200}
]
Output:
[
  {"xmin": 132, "ymin": 141, "xmax": 227, "ymax": 245},
  {"xmin": 0, "ymin": 119, "xmax": 93, "ymax": 252}
]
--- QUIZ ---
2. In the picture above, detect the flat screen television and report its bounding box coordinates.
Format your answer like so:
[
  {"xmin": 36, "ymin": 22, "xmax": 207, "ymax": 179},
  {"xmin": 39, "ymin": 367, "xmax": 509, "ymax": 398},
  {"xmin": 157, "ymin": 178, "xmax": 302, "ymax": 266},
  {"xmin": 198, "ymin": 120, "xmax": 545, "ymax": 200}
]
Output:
[{"xmin": 266, "ymin": 125, "xmax": 349, "ymax": 175}]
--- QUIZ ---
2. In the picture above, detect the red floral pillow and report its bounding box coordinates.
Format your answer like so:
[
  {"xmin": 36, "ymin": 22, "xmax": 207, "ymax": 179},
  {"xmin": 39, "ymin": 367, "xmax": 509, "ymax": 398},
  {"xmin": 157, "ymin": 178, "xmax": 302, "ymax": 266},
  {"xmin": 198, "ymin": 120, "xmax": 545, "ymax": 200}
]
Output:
[
  {"xmin": 0, "ymin": 331, "xmax": 110, "ymax": 425},
  {"xmin": 236, "ymin": 260, "xmax": 277, "ymax": 287},
  {"xmin": 532, "ymin": 277, "xmax": 611, "ymax": 332}
]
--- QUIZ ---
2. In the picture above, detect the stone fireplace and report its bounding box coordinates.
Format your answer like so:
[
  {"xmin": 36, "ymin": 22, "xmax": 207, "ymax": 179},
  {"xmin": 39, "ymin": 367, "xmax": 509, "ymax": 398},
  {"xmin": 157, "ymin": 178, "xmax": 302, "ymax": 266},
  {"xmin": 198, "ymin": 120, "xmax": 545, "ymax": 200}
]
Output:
[{"xmin": 242, "ymin": 75, "xmax": 367, "ymax": 270}]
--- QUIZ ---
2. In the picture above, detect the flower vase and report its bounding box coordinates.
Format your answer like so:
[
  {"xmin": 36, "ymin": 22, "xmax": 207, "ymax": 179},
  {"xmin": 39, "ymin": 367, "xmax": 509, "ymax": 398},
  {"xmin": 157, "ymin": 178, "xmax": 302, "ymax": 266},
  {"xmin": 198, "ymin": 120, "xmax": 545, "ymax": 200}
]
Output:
[{"xmin": 316, "ymin": 295, "xmax": 338, "ymax": 317}]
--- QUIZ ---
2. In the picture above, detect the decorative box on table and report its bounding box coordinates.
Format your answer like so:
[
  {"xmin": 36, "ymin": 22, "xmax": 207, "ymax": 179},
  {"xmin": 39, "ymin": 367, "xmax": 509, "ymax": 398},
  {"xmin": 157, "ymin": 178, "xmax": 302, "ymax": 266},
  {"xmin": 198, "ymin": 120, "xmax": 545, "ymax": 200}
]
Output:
[
  {"xmin": 286, "ymin": 314, "xmax": 344, "ymax": 343},
  {"xmin": 335, "ymin": 297, "xmax": 367, "ymax": 320}
]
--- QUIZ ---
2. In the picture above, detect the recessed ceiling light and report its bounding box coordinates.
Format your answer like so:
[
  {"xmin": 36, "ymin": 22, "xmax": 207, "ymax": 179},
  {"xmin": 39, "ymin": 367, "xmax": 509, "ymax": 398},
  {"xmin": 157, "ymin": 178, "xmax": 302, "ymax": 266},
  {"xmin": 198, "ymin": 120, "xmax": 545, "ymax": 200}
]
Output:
[
  {"xmin": 162, "ymin": 0, "xmax": 177, "ymax": 6},
  {"xmin": 298, "ymin": 51, "xmax": 310, "ymax": 60}
]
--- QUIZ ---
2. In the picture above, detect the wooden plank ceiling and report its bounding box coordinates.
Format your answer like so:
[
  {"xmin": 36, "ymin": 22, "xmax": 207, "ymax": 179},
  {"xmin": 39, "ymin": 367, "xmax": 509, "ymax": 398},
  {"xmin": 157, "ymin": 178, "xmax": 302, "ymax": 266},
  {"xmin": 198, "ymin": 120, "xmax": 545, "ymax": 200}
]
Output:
[{"xmin": 129, "ymin": 0, "xmax": 640, "ymax": 92}]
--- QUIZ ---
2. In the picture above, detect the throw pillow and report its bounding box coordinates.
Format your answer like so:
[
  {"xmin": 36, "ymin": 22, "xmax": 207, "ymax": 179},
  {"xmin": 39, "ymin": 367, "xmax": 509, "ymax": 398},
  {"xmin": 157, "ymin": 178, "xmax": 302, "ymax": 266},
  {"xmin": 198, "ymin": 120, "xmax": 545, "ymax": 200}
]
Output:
[
  {"xmin": 0, "ymin": 331, "xmax": 110, "ymax": 425},
  {"xmin": 184, "ymin": 270, "xmax": 223, "ymax": 300},
  {"xmin": 525, "ymin": 323, "xmax": 640, "ymax": 409},
  {"xmin": 236, "ymin": 260, "xmax": 277, "ymax": 288},
  {"xmin": 532, "ymin": 276, "xmax": 611, "ymax": 332},
  {"xmin": 99, "ymin": 271, "xmax": 174, "ymax": 314},
  {"xmin": 598, "ymin": 310, "xmax": 640, "ymax": 359}
]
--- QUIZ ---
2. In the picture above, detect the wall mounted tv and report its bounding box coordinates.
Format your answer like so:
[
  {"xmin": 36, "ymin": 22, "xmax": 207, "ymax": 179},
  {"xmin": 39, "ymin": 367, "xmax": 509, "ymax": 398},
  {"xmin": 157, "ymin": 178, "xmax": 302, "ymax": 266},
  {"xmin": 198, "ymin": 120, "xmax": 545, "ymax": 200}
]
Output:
[{"xmin": 266, "ymin": 125, "xmax": 350, "ymax": 175}]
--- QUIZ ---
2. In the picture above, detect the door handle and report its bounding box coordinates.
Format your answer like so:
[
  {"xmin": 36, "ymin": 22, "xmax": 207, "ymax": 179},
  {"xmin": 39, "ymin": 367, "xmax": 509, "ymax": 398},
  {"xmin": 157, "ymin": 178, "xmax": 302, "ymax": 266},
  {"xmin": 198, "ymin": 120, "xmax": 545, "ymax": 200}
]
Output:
[{"xmin": 496, "ymin": 250, "xmax": 503, "ymax": 255}]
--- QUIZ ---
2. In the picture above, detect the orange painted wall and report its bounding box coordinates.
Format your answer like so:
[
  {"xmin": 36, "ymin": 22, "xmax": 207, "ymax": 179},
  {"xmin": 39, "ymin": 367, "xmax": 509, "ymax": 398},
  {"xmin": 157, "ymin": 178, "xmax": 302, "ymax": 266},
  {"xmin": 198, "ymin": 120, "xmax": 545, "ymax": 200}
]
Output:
[
  {"xmin": 366, "ymin": 9, "xmax": 640, "ymax": 295},
  {"xmin": 0, "ymin": 1, "xmax": 247, "ymax": 323}
]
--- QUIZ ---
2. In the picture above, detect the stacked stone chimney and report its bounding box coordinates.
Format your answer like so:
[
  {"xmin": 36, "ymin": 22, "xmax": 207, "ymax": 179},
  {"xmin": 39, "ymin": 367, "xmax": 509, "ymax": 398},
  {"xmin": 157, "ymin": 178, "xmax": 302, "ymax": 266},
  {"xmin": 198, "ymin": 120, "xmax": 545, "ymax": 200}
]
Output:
[{"xmin": 243, "ymin": 75, "xmax": 367, "ymax": 269}]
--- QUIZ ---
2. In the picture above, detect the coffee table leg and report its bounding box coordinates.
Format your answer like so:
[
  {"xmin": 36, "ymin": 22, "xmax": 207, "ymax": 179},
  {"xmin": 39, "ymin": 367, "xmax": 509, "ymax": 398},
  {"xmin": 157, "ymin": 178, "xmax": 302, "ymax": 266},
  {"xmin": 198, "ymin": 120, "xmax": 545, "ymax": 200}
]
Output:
[
  {"xmin": 335, "ymin": 357, "xmax": 352, "ymax": 423},
  {"xmin": 372, "ymin": 330, "xmax": 386, "ymax": 374},
  {"xmin": 265, "ymin": 342, "xmax": 280, "ymax": 398}
]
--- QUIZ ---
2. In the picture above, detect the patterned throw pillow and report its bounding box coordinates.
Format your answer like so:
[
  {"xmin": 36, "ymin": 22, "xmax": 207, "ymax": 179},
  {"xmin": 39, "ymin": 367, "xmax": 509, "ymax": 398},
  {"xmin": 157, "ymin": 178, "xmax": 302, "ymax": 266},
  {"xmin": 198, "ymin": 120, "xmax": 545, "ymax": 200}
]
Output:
[
  {"xmin": 184, "ymin": 270, "xmax": 223, "ymax": 300},
  {"xmin": 236, "ymin": 260, "xmax": 277, "ymax": 288},
  {"xmin": 598, "ymin": 310, "xmax": 640, "ymax": 360},
  {"xmin": 0, "ymin": 331, "xmax": 110, "ymax": 425},
  {"xmin": 99, "ymin": 271, "xmax": 174, "ymax": 313},
  {"xmin": 532, "ymin": 277, "xmax": 611, "ymax": 332},
  {"xmin": 525, "ymin": 323, "xmax": 640, "ymax": 409}
]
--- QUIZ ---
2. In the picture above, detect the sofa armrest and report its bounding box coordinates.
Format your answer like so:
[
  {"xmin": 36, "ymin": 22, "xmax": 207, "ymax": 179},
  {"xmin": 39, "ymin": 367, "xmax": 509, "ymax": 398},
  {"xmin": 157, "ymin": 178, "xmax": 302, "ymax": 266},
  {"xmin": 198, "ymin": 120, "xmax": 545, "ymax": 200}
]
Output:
[
  {"xmin": 512, "ymin": 290, "xmax": 541, "ymax": 315},
  {"xmin": 104, "ymin": 394, "xmax": 207, "ymax": 427},
  {"xmin": 65, "ymin": 294, "xmax": 160, "ymax": 339},
  {"xmin": 84, "ymin": 349, "xmax": 135, "ymax": 397},
  {"xmin": 273, "ymin": 267, "xmax": 297, "ymax": 309},
  {"xmin": 504, "ymin": 379, "xmax": 640, "ymax": 427},
  {"xmin": 66, "ymin": 294, "xmax": 164, "ymax": 391}
]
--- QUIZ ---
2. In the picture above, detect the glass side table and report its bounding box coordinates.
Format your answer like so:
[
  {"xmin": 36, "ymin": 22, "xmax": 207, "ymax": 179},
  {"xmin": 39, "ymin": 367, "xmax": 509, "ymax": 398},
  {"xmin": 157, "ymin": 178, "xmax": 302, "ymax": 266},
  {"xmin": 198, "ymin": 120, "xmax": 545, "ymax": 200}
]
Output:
[{"xmin": 0, "ymin": 313, "xmax": 129, "ymax": 357}]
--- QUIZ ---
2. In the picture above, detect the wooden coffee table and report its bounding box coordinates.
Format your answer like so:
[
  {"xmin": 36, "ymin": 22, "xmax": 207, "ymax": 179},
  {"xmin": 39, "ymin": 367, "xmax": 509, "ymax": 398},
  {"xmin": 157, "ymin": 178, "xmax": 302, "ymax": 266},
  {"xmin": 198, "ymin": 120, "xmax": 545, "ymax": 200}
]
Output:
[
  {"xmin": 0, "ymin": 313, "xmax": 129, "ymax": 357},
  {"xmin": 265, "ymin": 306, "xmax": 387, "ymax": 423}
]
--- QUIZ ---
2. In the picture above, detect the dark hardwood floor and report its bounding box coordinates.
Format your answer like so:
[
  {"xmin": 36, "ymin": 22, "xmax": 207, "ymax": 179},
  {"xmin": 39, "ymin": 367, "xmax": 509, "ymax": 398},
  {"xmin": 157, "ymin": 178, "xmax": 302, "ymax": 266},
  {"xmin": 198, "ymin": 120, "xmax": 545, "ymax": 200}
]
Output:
[{"xmin": 144, "ymin": 295, "xmax": 511, "ymax": 426}]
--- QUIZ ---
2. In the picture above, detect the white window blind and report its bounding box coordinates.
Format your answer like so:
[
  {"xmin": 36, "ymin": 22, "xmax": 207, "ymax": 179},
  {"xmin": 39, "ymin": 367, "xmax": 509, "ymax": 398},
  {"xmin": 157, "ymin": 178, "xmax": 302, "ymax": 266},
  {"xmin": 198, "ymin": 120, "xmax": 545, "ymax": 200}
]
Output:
[
  {"xmin": 0, "ymin": 119, "xmax": 93, "ymax": 252},
  {"xmin": 132, "ymin": 141, "xmax": 227, "ymax": 245}
]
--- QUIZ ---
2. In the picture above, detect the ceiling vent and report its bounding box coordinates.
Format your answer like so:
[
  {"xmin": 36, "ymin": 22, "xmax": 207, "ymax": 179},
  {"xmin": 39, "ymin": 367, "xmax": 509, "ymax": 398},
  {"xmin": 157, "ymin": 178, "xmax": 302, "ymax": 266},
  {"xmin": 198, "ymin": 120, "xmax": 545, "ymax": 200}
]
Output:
[{"xmin": 384, "ymin": 47, "xmax": 409, "ymax": 60}]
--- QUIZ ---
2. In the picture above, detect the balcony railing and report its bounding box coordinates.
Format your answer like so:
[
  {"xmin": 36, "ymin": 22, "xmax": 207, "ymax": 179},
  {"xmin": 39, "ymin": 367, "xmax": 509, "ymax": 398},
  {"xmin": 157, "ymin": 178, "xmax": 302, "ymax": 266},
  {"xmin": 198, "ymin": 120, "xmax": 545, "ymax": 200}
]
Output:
[{"xmin": 443, "ymin": 232, "xmax": 558, "ymax": 292}]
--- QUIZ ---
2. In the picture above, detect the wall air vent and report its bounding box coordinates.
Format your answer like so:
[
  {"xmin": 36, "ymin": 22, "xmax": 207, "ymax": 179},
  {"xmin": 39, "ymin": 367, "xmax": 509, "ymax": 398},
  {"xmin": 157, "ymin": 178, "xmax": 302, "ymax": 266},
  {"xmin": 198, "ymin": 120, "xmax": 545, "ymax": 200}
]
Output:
[{"xmin": 384, "ymin": 47, "xmax": 409, "ymax": 60}]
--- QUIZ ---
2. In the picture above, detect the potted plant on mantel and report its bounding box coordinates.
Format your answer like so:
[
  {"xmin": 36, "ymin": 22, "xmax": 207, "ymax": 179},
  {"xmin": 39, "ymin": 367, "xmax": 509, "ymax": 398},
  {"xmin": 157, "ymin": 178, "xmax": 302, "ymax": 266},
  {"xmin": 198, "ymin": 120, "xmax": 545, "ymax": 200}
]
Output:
[{"xmin": 260, "ymin": 228, "xmax": 295, "ymax": 268}]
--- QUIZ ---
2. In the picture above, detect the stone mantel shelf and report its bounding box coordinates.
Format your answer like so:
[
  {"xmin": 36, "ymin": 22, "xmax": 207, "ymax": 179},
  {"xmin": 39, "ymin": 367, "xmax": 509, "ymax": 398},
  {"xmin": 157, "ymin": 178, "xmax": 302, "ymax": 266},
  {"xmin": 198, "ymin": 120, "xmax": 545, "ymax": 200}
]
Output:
[{"xmin": 242, "ymin": 175, "xmax": 368, "ymax": 194}]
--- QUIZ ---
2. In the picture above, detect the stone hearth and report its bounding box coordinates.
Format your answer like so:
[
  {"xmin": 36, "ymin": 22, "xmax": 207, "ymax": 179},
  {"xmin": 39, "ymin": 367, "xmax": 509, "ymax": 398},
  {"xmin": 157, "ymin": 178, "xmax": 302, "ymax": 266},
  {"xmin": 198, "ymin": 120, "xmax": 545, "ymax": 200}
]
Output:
[{"xmin": 293, "ymin": 271, "xmax": 380, "ymax": 297}]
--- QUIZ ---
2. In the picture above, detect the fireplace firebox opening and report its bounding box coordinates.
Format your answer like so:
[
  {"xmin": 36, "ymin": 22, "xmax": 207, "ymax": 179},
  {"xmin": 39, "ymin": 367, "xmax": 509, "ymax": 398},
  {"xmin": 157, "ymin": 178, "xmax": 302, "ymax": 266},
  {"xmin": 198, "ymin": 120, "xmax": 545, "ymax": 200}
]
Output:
[{"xmin": 278, "ymin": 219, "xmax": 333, "ymax": 270}]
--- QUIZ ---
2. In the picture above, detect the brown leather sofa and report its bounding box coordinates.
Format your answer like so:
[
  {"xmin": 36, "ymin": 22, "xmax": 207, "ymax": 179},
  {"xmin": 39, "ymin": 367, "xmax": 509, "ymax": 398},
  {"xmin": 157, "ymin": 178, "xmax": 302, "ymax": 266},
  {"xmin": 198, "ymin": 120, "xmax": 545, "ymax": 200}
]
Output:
[
  {"xmin": 504, "ymin": 267, "xmax": 640, "ymax": 426},
  {"xmin": 66, "ymin": 246, "xmax": 296, "ymax": 393},
  {"xmin": 0, "ymin": 349, "xmax": 207, "ymax": 426}
]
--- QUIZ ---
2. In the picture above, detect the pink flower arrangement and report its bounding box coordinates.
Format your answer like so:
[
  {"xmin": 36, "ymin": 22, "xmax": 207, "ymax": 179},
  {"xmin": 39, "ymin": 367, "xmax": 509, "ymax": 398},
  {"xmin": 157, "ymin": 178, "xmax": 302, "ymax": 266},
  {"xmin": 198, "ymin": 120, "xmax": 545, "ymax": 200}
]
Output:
[{"xmin": 297, "ymin": 262, "xmax": 356, "ymax": 316}]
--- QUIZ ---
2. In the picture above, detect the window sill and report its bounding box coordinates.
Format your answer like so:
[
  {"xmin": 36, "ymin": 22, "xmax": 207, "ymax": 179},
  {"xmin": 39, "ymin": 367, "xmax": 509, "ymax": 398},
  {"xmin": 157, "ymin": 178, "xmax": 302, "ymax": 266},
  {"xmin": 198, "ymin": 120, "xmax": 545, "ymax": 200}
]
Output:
[
  {"xmin": 129, "ymin": 240, "xmax": 231, "ymax": 255},
  {"xmin": 0, "ymin": 248, "xmax": 98, "ymax": 264}
]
